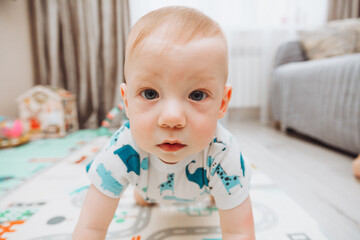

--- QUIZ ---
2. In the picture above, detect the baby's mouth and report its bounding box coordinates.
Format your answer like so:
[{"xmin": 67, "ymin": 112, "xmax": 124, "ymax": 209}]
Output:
[{"xmin": 157, "ymin": 141, "xmax": 186, "ymax": 152}]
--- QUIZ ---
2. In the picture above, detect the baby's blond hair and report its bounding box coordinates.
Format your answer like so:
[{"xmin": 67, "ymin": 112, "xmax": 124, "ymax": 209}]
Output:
[{"xmin": 124, "ymin": 6, "xmax": 227, "ymax": 81}]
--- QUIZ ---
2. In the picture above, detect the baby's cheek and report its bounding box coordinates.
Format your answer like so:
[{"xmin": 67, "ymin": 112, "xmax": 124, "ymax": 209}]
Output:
[
  {"xmin": 192, "ymin": 118, "xmax": 217, "ymax": 146},
  {"xmin": 130, "ymin": 117, "xmax": 153, "ymax": 144}
]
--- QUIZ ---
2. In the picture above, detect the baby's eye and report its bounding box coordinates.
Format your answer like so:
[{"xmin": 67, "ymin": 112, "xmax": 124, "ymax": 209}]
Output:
[
  {"xmin": 140, "ymin": 89, "xmax": 159, "ymax": 100},
  {"xmin": 189, "ymin": 91, "xmax": 207, "ymax": 101}
]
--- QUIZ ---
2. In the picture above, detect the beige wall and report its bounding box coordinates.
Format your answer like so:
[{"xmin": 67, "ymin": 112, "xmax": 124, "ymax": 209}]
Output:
[{"xmin": 0, "ymin": 0, "xmax": 34, "ymax": 118}]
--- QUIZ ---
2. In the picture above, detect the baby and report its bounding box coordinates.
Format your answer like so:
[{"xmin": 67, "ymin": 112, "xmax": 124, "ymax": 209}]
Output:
[{"xmin": 73, "ymin": 6, "xmax": 255, "ymax": 240}]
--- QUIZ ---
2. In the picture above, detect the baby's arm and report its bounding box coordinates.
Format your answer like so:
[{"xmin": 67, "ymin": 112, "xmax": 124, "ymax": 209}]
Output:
[
  {"xmin": 73, "ymin": 184, "xmax": 119, "ymax": 240},
  {"xmin": 218, "ymin": 196, "xmax": 255, "ymax": 240}
]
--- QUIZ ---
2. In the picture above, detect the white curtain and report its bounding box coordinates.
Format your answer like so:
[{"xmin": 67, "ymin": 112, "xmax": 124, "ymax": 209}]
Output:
[{"xmin": 129, "ymin": 0, "xmax": 328, "ymax": 123}]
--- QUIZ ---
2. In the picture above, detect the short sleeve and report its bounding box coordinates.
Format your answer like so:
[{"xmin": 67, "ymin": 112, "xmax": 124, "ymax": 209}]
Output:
[
  {"xmin": 207, "ymin": 125, "xmax": 252, "ymax": 210},
  {"xmin": 86, "ymin": 124, "xmax": 133, "ymax": 198}
]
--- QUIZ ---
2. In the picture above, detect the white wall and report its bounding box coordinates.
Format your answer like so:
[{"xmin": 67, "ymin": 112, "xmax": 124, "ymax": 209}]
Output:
[{"xmin": 0, "ymin": 0, "xmax": 34, "ymax": 118}]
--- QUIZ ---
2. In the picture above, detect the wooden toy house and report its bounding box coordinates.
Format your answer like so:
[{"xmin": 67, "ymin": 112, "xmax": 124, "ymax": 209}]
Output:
[{"xmin": 17, "ymin": 85, "xmax": 79, "ymax": 138}]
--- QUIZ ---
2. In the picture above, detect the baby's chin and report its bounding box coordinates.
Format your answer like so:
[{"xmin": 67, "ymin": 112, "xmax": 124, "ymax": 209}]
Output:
[
  {"xmin": 155, "ymin": 152, "xmax": 189, "ymax": 164},
  {"xmin": 152, "ymin": 149, "xmax": 199, "ymax": 165},
  {"xmin": 159, "ymin": 158, "xmax": 179, "ymax": 165}
]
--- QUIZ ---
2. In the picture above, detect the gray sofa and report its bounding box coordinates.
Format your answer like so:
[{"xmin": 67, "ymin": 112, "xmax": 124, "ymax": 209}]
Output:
[{"xmin": 271, "ymin": 41, "xmax": 360, "ymax": 155}]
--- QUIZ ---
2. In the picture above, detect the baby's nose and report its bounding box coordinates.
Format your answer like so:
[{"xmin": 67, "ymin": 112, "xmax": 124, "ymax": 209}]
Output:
[{"xmin": 158, "ymin": 100, "xmax": 186, "ymax": 129}]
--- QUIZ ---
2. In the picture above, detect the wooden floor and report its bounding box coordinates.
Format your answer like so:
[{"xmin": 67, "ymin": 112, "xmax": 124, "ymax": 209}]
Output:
[{"xmin": 226, "ymin": 120, "xmax": 360, "ymax": 240}]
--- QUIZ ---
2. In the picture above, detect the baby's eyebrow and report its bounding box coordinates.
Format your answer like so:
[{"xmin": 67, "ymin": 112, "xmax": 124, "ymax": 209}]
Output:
[
  {"xmin": 189, "ymin": 74, "xmax": 217, "ymax": 83},
  {"xmin": 128, "ymin": 76, "xmax": 157, "ymax": 88},
  {"xmin": 135, "ymin": 72, "xmax": 162, "ymax": 81}
]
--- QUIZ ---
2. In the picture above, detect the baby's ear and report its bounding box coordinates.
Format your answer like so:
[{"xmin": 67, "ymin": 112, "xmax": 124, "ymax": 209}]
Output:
[
  {"xmin": 218, "ymin": 84, "xmax": 232, "ymax": 119},
  {"xmin": 120, "ymin": 83, "xmax": 129, "ymax": 117}
]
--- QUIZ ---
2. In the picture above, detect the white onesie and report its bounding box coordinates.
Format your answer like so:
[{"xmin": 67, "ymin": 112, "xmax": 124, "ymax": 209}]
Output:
[{"xmin": 87, "ymin": 122, "xmax": 252, "ymax": 210}]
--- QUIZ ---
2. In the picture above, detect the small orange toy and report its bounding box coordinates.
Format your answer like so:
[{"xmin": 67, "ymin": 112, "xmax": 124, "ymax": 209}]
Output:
[{"xmin": 0, "ymin": 220, "xmax": 25, "ymax": 240}]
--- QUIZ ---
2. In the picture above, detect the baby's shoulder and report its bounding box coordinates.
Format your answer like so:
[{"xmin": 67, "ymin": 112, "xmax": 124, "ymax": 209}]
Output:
[
  {"xmin": 214, "ymin": 123, "xmax": 235, "ymax": 146},
  {"xmin": 205, "ymin": 124, "xmax": 243, "ymax": 173},
  {"xmin": 207, "ymin": 124, "xmax": 237, "ymax": 157},
  {"xmin": 105, "ymin": 121, "xmax": 136, "ymax": 151}
]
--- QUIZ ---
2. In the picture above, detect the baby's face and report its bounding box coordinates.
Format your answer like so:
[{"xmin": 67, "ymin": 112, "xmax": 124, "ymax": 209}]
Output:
[{"xmin": 121, "ymin": 35, "xmax": 231, "ymax": 164}]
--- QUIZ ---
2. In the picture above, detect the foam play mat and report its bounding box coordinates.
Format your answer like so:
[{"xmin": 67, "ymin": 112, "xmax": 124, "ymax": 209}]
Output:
[
  {"xmin": 0, "ymin": 131, "xmax": 328, "ymax": 240},
  {"xmin": 0, "ymin": 129, "xmax": 104, "ymax": 199}
]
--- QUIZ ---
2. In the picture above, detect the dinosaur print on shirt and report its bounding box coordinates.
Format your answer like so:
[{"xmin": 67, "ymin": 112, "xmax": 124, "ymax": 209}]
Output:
[
  {"xmin": 240, "ymin": 153, "xmax": 245, "ymax": 177},
  {"xmin": 185, "ymin": 160, "xmax": 209, "ymax": 189},
  {"xmin": 96, "ymin": 163, "xmax": 125, "ymax": 196},
  {"xmin": 214, "ymin": 164, "xmax": 242, "ymax": 195},
  {"xmin": 158, "ymin": 173, "xmax": 175, "ymax": 195},
  {"xmin": 106, "ymin": 121, "xmax": 130, "ymax": 150},
  {"xmin": 113, "ymin": 144, "xmax": 141, "ymax": 175}
]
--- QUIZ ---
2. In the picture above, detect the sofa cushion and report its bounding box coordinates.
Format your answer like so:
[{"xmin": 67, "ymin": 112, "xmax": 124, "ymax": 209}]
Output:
[
  {"xmin": 299, "ymin": 27, "xmax": 357, "ymax": 60},
  {"xmin": 328, "ymin": 18, "xmax": 360, "ymax": 52},
  {"xmin": 299, "ymin": 18, "xmax": 360, "ymax": 60}
]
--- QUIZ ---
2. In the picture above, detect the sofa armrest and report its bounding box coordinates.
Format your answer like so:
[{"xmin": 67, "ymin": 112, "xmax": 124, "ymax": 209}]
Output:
[
  {"xmin": 274, "ymin": 41, "xmax": 307, "ymax": 68},
  {"xmin": 271, "ymin": 52, "xmax": 360, "ymax": 154}
]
